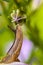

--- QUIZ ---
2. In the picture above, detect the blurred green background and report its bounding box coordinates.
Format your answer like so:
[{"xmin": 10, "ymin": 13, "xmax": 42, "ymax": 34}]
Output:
[{"xmin": 0, "ymin": 0, "xmax": 43, "ymax": 65}]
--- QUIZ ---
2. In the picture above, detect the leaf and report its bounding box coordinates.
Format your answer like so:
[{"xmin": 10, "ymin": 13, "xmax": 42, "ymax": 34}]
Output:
[{"xmin": 26, "ymin": 4, "xmax": 43, "ymax": 49}]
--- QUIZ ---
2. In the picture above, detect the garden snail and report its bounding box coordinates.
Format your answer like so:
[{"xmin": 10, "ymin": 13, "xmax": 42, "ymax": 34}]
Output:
[{"xmin": 0, "ymin": 9, "xmax": 26, "ymax": 64}]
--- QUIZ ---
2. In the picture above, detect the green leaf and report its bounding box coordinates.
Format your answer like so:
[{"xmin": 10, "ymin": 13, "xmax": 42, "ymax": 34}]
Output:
[{"xmin": 26, "ymin": 4, "xmax": 43, "ymax": 49}]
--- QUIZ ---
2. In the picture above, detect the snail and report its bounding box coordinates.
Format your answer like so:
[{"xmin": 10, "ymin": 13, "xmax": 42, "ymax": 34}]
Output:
[{"xmin": 0, "ymin": 9, "xmax": 26, "ymax": 64}]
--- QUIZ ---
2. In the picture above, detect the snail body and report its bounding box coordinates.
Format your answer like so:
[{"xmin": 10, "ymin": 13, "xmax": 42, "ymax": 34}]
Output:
[{"xmin": 0, "ymin": 24, "xmax": 23, "ymax": 63}]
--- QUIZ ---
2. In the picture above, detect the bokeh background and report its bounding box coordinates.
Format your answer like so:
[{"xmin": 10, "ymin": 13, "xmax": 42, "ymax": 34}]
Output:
[{"xmin": 0, "ymin": 0, "xmax": 43, "ymax": 65}]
